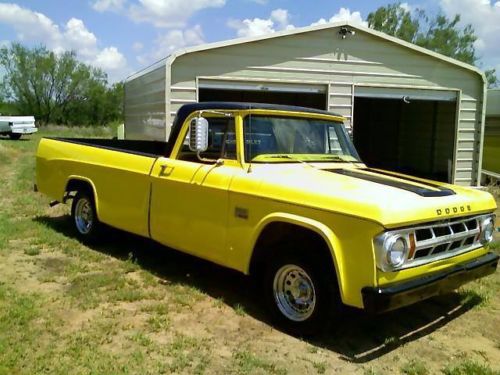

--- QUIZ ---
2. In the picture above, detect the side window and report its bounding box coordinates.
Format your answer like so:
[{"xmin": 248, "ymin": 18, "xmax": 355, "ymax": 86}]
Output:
[{"xmin": 179, "ymin": 117, "xmax": 236, "ymax": 163}]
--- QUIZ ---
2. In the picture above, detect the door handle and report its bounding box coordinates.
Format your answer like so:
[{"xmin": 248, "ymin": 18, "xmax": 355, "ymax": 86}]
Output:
[{"xmin": 159, "ymin": 164, "xmax": 173, "ymax": 177}]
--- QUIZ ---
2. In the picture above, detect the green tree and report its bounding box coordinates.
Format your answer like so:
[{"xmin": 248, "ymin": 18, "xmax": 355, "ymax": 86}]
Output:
[
  {"xmin": 485, "ymin": 69, "xmax": 499, "ymax": 88},
  {"xmin": 367, "ymin": 3, "xmax": 498, "ymax": 85},
  {"xmin": 65, "ymin": 80, "xmax": 124, "ymax": 126},
  {"xmin": 0, "ymin": 43, "xmax": 124, "ymax": 125},
  {"xmin": 366, "ymin": 3, "xmax": 420, "ymax": 44}
]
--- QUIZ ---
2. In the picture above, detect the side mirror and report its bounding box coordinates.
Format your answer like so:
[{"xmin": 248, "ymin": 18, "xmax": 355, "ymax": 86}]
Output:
[{"xmin": 189, "ymin": 117, "xmax": 209, "ymax": 153}]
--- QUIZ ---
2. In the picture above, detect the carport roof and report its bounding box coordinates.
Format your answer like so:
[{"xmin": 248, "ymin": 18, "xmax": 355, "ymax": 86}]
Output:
[{"xmin": 127, "ymin": 21, "xmax": 485, "ymax": 83}]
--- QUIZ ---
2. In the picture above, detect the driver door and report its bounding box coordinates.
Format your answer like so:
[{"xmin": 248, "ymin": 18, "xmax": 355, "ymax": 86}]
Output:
[{"xmin": 149, "ymin": 116, "xmax": 237, "ymax": 264}]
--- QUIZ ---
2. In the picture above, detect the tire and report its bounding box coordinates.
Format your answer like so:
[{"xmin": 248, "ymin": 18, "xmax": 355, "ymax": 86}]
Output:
[
  {"xmin": 9, "ymin": 133, "xmax": 22, "ymax": 140},
  {"xmin": 262, "ymin": 249, "xmax": 340, "ymax": 336},
  {"xmin": 71, "ymin": 190, "xmax": 102, "ymax": 243}
]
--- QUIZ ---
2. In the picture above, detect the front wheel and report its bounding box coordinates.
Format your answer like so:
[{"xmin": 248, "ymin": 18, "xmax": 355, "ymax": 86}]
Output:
[
  {"xmin": 71, "ymin": 190, "xmax": 102, "ymax": 243},
  {"xmin": 263, "ymin": 252, "xmax": 340, "ymax": 335}
]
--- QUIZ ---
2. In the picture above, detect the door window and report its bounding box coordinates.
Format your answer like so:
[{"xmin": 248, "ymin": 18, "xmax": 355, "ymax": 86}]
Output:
[{"xmin": 178, "ymin": 117, "xmax": 236, "ymax": 162}]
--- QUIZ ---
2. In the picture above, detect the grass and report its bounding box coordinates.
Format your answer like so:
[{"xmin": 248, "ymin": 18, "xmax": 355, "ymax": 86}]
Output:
[
  {"xmin": 401, "ymin": 359, "xmax": 429, "ymax": 375},
  {"xmin": 442, "ymin": 359, "xmax": 500, "ymax": 375},
  {"xmin": 0, "ymin": 127, "xmax": 499, "ymax": 374},
  {"xmin": 24, "ymin": 247, "xmax": 41, "ymax": 256},
  {"xmin": 167, "ymin": 334, "xmax": 211, "ymax": 373},
  {"xmin": 490, "ymin": 241, "xmax": 500, "ymax": 252},
  {"xmin": 233, "ymin": 302, "xmax": 246, "ymax": 316},
  {"xmin": 312, "ymin": 360, "xmax": 328, "ymax": 374},
  {"xmin": 232, "ymin": 350, "xmax": 286, "ymax": 375}
]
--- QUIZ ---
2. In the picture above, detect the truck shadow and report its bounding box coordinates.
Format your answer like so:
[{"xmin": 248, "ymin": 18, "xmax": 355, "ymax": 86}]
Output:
[{"xmin": 34, "ymin": 214, "xmax": 484, "ymax": 363}]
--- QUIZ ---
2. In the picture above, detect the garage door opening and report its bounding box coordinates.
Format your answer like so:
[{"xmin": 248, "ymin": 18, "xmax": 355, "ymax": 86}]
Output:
[
  {"xmin": 198, "ymin": 82, "xmax": 327, "ymax": 110},
  {"xmin": 353, "ymin": 96, "xmax": 457, "ymax": 183}
]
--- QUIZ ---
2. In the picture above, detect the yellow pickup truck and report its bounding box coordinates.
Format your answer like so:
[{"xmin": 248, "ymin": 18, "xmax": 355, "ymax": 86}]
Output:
[{"xmin": 36, "ymin": 102, "xmax": 498, "ymax": 334}]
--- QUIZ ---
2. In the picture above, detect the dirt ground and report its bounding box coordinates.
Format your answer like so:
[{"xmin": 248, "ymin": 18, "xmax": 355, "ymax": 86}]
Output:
[{"xmin": 0, "ymin": 130, "xmax": 499, "ymax": 375}]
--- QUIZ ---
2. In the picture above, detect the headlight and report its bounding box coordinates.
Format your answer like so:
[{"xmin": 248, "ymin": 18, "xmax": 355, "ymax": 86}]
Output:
[
  {"xmin": 386, "ymin": 236, "xmax": 408, "ymax": 267},
  {"xmin": 375, "ymin": 234, "xmax": 409, "ymax": 271},
  {"xmin": 480, "ymin": 215, "xmax": 495, "ymax": 245}
]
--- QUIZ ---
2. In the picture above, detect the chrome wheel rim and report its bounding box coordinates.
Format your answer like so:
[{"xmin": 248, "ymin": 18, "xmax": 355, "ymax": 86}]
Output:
[
  {"xmin": 273, "ymin": 264, "xmax": 316, "ymax": 322},
  {"xmin": 75, "ymin": 198, "xmax": 93, "ymax": 234}
]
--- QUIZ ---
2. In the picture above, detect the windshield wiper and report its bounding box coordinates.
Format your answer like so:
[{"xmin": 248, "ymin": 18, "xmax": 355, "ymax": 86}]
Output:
[
  {"xmin": 254, "ymin": 154, "xmax": 358, "ymax": 165},
  {"xmin": 313, "ymin": 155, "xmax": 357, "ymax": 163},
  {"xmin": 268, "ymin": 154, "xmax": 357, "ymax": 163},
  {"xmin": 267, "ymin": 154, "xmax": 312, "ymax": 166}
]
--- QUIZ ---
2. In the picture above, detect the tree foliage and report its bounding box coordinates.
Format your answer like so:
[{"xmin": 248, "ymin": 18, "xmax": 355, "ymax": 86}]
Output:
[
  {"xmin": 367, "ymin": 3, "xmax": 498, "ymax": 87},
  {"xmin": 0, "ymin": 43, "xmax": 123, "ymax": 125}
]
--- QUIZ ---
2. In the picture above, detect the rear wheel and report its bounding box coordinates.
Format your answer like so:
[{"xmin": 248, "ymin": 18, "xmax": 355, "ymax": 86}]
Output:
[
  {"xmin": 9, "ymin": 133, "xmax": 21, "ymax": 140},
  {"xmin": 71, "ymin": 190, "xmax": 102, "ymax": 243},
  {"xmin": 263, "ymin": 250, "xmax": 340, "ymax": 335}
]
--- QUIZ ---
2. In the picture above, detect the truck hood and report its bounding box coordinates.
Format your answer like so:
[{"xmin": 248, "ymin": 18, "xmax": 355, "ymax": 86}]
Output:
[{"xmin": 247, "ymin": 164, "xmax": 496, "ymax": 228}]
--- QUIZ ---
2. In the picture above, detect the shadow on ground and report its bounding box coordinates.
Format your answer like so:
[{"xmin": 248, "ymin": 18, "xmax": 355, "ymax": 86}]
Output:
[
  {"xmin": 0, "ymin": 137, "xmax": 30, "ymax": 141},
  {"xmin": 34, "ymin": 214, "xmax": 483, "ymax": 363}
]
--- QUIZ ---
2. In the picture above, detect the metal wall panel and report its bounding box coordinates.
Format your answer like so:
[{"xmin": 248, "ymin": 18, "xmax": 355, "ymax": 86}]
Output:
[{"xmin": 124, "ymin": 65, "xmax": 167, "ymax": 140}]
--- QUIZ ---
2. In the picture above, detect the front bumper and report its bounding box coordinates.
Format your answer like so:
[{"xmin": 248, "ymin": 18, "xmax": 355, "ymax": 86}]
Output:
[{"xmin": 362, "ymin": 252, "xmax": 499, "ymax": 313}]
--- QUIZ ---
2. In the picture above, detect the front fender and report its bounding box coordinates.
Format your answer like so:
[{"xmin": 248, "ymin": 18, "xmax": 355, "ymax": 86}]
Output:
[{"xmin": 247, "ymin": 212, "xmax": 347, "ymax": 302}]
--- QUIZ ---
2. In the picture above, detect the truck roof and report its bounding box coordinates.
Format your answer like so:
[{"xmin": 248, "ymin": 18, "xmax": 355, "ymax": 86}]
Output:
[{"xmin": 168, "ymin": 102, "xmax": 343, "ymax": 144}]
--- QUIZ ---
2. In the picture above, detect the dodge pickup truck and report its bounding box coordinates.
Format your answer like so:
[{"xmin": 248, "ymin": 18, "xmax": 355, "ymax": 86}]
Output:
[{"xmin": 35, "ymin": 102, "xmax": 499, "ymax": 334}]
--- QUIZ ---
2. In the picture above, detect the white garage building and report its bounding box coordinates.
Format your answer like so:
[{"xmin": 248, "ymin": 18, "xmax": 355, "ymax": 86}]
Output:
[{"xmin": 124, "ymin": 21, "xmax": 487, "ymax": 186}]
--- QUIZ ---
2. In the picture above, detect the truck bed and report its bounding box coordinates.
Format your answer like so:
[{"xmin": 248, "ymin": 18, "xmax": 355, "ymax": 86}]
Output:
[{"xmin": 48, "ymin": 137, "xmax": 171, "ymax": 158}]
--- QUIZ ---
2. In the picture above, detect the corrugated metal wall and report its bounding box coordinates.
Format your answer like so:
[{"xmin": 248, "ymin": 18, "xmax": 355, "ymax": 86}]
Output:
[
  {"xmin": 126, "ymin": 26, "xmax": 485, "ymax": 185},
  {"xmin": 124, "ymin": 64, "xmax": 167, "ymax": 141}
]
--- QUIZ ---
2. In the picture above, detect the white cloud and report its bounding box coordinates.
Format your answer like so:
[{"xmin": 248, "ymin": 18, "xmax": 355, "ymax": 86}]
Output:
[
  {"xmin": 137, "ymin": 25, "xmax": 205, "ymax": 64},
  {"xmin": 0, "ymin": 3, "xmax": 62, "ymax": 47},
  {"xmin": 228, "ymin": 18, "xmax": 274, "ymax": 38},
  {"xmin": 132, "ymin": 41, "xmax": 143, "ymax": 52},
  {"xmin": 311, "ymin": 8, "xmax": 368, "ymax": 27},
  {"xmin": 399, "ymin": 2, "xmax": 412, "ymax": 13},
  {"xmin": 63, "ymin": 18, "xmax": 98, "ymax": 58},
  {"xmin": 228, "ymin": 8, "xmax": 294, "ymax": 38},
  {"xmin": 228, "ymin": 7, "xmax": 369, "ymax": 39},
  {"xmin": 95, "ymin": 47, "xmax": 127, "ymax": 71},
  {"xmin": 129, "ymin": 0, "xmax": 225, "ymax": 28},
  {"xmin": 440, "ymin": 0, "xmax": 500, "ymax": 70},
  {"xmin": 92, "ymin": 0, "xmax": 126, "ymax": 12},
  {"xmin": 249, "ymin": 0, "xmax": 268, "ymax": 4},
  {"xmin": 270, "ymin": 9, "xmax": 291, "ymax": 29},
  {"xmin": 0, "ymin": 3, "xmax": 129, "ymax": 81}
]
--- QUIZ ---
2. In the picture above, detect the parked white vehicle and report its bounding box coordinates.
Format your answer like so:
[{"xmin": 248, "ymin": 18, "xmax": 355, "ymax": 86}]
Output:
[{"xmin": 0, "ymin": 116, "xmax": 38, "ymax": 140}]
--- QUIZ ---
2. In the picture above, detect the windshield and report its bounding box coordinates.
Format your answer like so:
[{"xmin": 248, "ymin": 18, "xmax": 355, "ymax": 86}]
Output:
[{"xmin": 243, "ymin": 115, "xmax": 361, "ymax": 163}]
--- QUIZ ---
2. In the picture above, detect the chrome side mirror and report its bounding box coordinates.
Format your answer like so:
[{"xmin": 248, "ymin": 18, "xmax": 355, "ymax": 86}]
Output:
[{"xmin": 189, "ymin": 117, "xmax": 209, "ymax": 153}]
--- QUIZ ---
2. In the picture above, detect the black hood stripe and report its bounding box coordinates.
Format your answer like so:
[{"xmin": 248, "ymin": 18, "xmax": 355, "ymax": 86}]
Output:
[
  {"xmin": 362, "ymin": 168, "xmax": 452, "ymax": 191},
  {"xmin": 329, "ymin": 169, "xmax": 456, "ymax": 197}
]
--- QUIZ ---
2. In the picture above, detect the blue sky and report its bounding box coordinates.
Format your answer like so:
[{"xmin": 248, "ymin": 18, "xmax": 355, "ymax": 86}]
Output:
[{"xmin": 1, "ymin": 0, "xmax": 499, "ymax": 82}]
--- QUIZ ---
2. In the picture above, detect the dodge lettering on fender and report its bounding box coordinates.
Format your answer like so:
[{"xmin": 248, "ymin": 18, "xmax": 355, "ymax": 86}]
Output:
[{"xmin": 35, "ymin": 102, "xmax": 498, "ymax": 334}]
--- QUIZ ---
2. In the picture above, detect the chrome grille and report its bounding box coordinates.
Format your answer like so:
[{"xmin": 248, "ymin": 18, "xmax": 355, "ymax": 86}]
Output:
[{"xmin": 407, "ymin": 215, "xmax": 482, "ymax": 267}]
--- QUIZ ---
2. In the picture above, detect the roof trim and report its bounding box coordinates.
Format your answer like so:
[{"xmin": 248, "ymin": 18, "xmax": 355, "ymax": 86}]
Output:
[
  {"xmin": 162, "ymin": 20, "xmax": 485, "ymax": 83},
  {"xmin": 126, "ymin": 57, "xmax": 168, "ymax": 82}
]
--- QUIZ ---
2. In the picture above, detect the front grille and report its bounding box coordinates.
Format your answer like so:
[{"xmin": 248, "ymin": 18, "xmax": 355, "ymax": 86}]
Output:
[{"xmin": 409, "ymin": 215, "xmax": 482, "ymax": 265}]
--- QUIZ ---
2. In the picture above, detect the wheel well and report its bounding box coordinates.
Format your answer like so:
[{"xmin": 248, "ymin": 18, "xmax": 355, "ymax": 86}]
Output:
[
  {"xmin": 64, "ymin": 179, "xmax": 94, "ymax": 202},
  {"xmin": 249, "ymin": 222, "xmax": 336, "ymax": 277}
]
